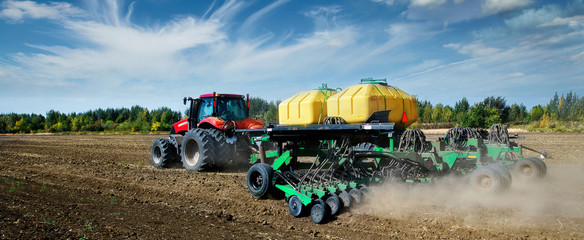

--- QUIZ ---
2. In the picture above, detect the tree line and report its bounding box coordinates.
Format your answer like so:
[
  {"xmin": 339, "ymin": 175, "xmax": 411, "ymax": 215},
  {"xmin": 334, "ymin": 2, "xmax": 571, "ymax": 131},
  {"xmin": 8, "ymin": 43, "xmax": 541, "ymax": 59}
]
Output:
[
  {"xmin": 415, "ymin": 91, "xmax": 583, "ymax": 129},
  {"xmin": 0, "ymin": 91, "xmax": 581, "ymax": 134},
  {"xmin": 0, "ymin": 106, "xmax": 181, "ymax": 133}
]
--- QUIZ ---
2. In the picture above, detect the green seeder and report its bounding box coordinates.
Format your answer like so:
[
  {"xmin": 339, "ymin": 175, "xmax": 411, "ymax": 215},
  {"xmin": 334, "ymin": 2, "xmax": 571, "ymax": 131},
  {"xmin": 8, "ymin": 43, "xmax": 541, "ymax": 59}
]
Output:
[{"xmin": 244, "ymin": 124, "xmax": 548, "ymax": 224}]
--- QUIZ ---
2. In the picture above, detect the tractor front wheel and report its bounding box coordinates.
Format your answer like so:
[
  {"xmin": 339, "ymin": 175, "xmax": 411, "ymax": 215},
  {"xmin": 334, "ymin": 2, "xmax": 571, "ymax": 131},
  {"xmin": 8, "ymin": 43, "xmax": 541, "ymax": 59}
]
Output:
[{"xmin": 151, "ymin": 138, "xmax": 177, "ymax": 168}]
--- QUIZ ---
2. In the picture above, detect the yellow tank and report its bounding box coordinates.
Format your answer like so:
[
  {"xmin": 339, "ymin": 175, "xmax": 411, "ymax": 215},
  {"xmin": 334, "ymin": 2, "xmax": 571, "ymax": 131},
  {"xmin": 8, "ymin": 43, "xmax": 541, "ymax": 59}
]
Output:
[
  {"xmin": 327, "ymin": 78, "xmax": 418, "ymax": 129},
  {"xmin": 279, "ymin": 84, "xmax": 337, "ymax": 125}
]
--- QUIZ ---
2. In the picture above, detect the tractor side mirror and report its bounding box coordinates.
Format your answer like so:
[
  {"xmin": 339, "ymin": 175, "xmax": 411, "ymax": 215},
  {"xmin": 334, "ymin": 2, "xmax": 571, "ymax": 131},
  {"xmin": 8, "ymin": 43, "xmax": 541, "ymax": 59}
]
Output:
[{"xmin": 183, "ymin": 97, "xmax": 187, "ymax": 105}]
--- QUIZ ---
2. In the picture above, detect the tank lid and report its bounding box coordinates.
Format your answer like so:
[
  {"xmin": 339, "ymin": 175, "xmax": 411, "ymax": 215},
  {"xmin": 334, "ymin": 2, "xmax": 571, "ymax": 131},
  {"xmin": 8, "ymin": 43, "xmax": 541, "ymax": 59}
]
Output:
[
  {"xmin": 360, "ymin": 78, "xmax": 388, "ymax": 85},
  {"xmin": 313, "ymin": 83, "xmax": 337, "ymax": 91}
]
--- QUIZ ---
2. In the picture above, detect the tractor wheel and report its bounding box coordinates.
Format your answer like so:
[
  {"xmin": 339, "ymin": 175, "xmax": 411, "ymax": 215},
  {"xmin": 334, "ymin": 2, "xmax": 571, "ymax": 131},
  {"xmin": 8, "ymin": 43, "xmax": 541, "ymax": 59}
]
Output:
[
  {"xmin": 488, "ymin": 164, "xmax": 512, "ymax": 188},
  {"xmin": 310, "ymin": 199, "xmax": 329, "ymax": 224},
  {"xmin": 168, "ymin": 135, "xmax": 181, "ymax": 161},
  {"xmin": 151, "ymin": 138, "xmax": 177, "ymax": 168},
  {"xmin": 470, "ymin": 166, "xmax": 507, "ymax": 193},
  {"xmin": 525, "ymin": 157, "xmax": 547, "ymax": 178},
  {"xmin": 180, "ymin": 129, "xmax": 216, "ymax": 171},
  {"xmin": 513, "ymin": 158, "xmax": 543, "ymax": 181},
  {"xmin": 349, "ymin": 188, "xmax": 363, "ymax": 205},
  {"xmin": 338, "ymin": 190, "xmax": 352, "ymax": 208},
  {"xmin": 205, "ymin": 128, "xmax": 234, "ymax": 167},
  {"xmin": 288, "ymin": 195, "xmax": 304, "ymax": 217},
  {"xmin": 325, "ymin": 193, "xmax": 341, "ymax": 216},
  {"xmin": 246, "ymin": 163, "xmax": 273, "ymax": 198}
]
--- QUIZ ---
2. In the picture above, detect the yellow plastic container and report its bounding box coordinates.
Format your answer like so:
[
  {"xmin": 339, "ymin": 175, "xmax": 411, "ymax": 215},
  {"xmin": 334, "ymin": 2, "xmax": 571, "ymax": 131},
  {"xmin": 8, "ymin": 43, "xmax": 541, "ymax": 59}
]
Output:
[
  {"xmin": 279, "ymin": 85, "xmax": 337, "ymax": 125},
  {"xmin": 327, "ymin": 78, "xmax": 418, "ymax": 128}
]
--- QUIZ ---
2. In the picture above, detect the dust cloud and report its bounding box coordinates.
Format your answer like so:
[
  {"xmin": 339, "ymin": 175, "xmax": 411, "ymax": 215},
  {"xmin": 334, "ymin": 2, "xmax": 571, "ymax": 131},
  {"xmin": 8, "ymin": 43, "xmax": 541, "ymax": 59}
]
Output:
[{"xmin": 358, "ymin": 165, "xmax": 584, "ymax": 232}]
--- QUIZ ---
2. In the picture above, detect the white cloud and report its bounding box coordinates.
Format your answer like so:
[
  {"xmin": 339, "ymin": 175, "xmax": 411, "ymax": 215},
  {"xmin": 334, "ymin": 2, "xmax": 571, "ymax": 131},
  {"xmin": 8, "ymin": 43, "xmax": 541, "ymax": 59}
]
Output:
[
  {"xmin": 539, "ymin": 15, "xmax": 584, "ymax": 28},
  {"xmin": 444, "ymin": 41, "xmax": 500, "ymax": 57},
  {"xmin": 411, "ymin": 0, "xmax": 447, "ymax": 8},
  {"xmin": 571, "ymin": 51, "xmax": 584, "ymax": 62},
  {"xmin": 240, "ymin": 0, "xmax": 289, "ymax": 34},
  {"xmin": 504, "ymin": 5, "xmax": 560, "ymax": 31},
  {"xmin": 482, "ymin": 0, "xmax": 532, "ymax": 14},
  {"xmin": 371, "ymin": 0, "xmax": 397, "ymax": 6},
  {"xmin": 0, "ymin": 0, "xmax": 84, "ymax": 21},
  {"xmin": 506, "ymin": 72, "xmax": 525, "ymax": 77}
]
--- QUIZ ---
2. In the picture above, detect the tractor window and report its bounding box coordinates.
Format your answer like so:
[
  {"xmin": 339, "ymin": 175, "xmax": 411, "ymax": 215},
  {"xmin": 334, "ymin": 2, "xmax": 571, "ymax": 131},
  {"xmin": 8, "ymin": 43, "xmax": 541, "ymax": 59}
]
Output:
[
  {"xmin": 197, "ymin": 98, "xmax": 214, "ymax": 120},
  {"xmin": 217, "ymin": 98, "xmax": 247, "ymax": 121}
]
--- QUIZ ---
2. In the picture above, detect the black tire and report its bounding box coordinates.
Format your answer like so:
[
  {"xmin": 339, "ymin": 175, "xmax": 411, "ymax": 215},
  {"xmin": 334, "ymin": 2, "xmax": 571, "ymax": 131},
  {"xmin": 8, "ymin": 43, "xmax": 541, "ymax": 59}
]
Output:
[
  {"xmin": 525, "ymin": 157, "xmax": 547, "ymax": 178},
  {"xmin": 151, "ymin": 138, "xmax": 177, "ymax": 168},
  {"xmin": 205, "ymin": 128, "xmax": 234, "ymax": 167},
  {"xmin": 488, "ymin": 164, "xmax": 512, "ymax": 188},
  {"xmin": 180, "ymin": 129, "xmax": 216, "ymax": 171},
  {"xmin": 325, "ymin": 193, "xmax": 341, "ymax": 216},
  {"xmin": 310, "ymin": 199, "xmax": 329, "ymax": 224},
  {"xmin": 513, "ymin": 158, "xmax": 543, "ymax": 181},
  {"xmin": 168, "ymin": 135, "xmax": 181, "ymax": 160},
  {"xmin": 338, "ymin": 190, "xmax": 352, "ymax": 208},
  {"xmin": 470, "ymin": 166, "xmax": 506, "ymax": 193},
  {"xmin": 288, "ymin": 195, "xmax": 304, "ymax": 217},
  {"xmin": 349, "ymin": 188, "xmax": 363, "ymax": 205},
  {"xmin": 246, "ymin": 163, "xmax": 273, "ymax": 198}
]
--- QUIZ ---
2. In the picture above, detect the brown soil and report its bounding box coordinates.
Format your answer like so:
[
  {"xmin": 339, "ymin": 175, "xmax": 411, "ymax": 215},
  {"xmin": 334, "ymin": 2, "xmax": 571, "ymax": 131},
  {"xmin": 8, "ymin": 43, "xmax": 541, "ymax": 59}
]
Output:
[{"xmin": 1, "ymin": 133, "xmax": 583, "ymax": 239}]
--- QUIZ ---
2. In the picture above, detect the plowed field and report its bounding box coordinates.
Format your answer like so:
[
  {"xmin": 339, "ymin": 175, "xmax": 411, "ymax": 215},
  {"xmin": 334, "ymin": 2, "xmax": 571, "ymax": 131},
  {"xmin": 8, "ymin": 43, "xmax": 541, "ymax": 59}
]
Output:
[{"xmin": 1, "ymin": 133, "xmax": 583, "ymax": 239}]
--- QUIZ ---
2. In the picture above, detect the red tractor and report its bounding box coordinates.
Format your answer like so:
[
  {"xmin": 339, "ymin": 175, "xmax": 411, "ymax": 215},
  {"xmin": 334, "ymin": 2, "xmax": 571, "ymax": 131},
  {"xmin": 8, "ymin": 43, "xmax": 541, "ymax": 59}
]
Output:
[{"xmin": 151, "ymin": 93, "xmax": 264, "ymax": 171}]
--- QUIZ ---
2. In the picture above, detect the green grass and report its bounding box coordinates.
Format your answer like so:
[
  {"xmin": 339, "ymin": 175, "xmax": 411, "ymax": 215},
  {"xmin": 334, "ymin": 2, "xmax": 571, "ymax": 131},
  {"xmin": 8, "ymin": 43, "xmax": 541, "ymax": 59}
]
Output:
[{"xmin": 83, "ymin": 221, "xmax": 96, "ymax": 231}]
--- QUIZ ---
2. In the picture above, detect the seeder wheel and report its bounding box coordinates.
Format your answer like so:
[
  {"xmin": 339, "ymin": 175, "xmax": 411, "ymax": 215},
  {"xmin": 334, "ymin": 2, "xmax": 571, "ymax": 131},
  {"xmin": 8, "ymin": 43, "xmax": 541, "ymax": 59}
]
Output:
[
  {"xmin": 349, "ymin": 188, "xmax": 363, "ymax": 204},
  {"xmin": 288, "ymin": 195, "xmax": 304, "ymax": 217},
  {"xmin": 310, "ymin": 199, "xmax": 329, "ymax": 224},
  {"xmin": 338, "ymin": 190, "xmax": 352, "ymax": 208},
  {"xmin": 325, "ymin": 193, "xmax": 341, "ymax": 216}
]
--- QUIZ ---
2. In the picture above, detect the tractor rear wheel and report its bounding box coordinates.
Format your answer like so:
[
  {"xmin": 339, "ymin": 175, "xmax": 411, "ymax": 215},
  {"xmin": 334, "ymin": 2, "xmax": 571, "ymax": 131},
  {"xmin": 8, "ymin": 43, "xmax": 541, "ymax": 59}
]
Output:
[
  {"xmin": 470, "ymin": 166, "xmax": 507, "ymax": 193},
  {"xmin": 246, "ymin": 163, "xmax": 273, "ymax": 198},
  {"xmin": 180, "ymin": 129, "xmax": 216, "ymax": 171},
  {"xmin": 151, "ymin": 138, "xmax": 177, "ymax": 168},
  {"xmin": 206, "ymin": 128, "xmax": 234, "ymax": 167}
]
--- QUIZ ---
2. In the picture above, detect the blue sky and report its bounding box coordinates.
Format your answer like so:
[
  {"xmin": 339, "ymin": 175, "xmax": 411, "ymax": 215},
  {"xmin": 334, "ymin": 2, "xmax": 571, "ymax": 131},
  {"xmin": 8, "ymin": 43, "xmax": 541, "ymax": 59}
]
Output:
[{"xmin": 0, "ymin": 0, "xmax": 583, "ymax": 115}]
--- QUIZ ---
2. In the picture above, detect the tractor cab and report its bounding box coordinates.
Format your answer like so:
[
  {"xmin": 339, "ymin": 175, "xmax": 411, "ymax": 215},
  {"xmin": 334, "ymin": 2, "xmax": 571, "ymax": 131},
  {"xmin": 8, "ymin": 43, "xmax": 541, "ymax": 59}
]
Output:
[{"xmin": 172, "ymin": 93, "xmax": 264, "ymax": 134}]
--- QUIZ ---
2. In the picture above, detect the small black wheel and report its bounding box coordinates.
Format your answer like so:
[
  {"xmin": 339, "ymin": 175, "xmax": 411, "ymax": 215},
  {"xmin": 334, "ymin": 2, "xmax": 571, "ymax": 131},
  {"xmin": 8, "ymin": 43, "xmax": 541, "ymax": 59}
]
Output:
[
  {"xmin": 513, "ymin": 158, "xmax": 543, "ymax": 181},
  {"xmin": 470, "ymin": 166, "xmax": 506, "ymax": 193},
  {"xmin": 288, "ymin": 195, "xmax": 304, "ymax": 217},
  {"xmin": 349, "ymin": 188, "xmax": 363, "ymax": 204},
  {"xmin": 151, "ymin": 138, "xmax": 177, "ymax": 168},
  {"xmin": 488, "ymin": 164, "xmax": 512, "ymax": 188},
  {"xmin": 246, "ymin": 163, "xmax": 273, "ymax": 198},
  {"xmin": 325, "ymin": 193, "xmax": 341, "ymax": 216},
  {"xmin": 310, "ymin": 199, "xmax": 329, "ymax": 224},
  {"xmin": 338, "ymin": 190, "xmax": 351, "ymax": 208}
]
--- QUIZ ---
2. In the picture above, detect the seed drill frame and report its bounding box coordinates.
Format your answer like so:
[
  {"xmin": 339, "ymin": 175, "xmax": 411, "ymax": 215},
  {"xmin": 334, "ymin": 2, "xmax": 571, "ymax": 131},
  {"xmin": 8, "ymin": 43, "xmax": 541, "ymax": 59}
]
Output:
[{"xmin": 242, "ymin": 124, "xmax": 548, "ymax": 224}]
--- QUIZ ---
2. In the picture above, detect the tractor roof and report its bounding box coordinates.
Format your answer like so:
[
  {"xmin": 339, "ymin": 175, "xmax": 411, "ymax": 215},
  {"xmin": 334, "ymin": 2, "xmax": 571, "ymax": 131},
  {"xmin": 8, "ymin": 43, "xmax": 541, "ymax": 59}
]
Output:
[{"xmin": 199, "ymin": 93, "xmax": 244, "ymax": 98}]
